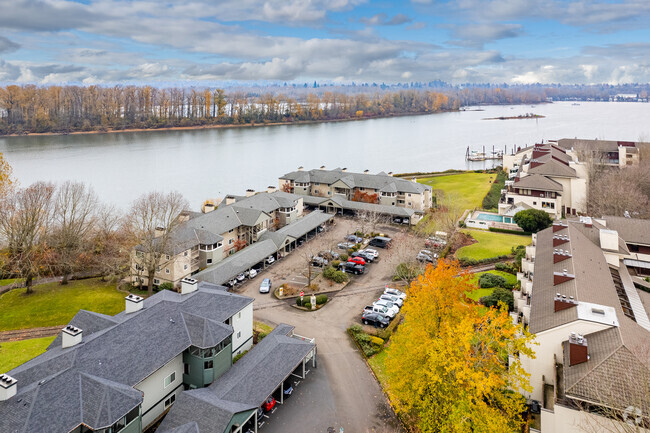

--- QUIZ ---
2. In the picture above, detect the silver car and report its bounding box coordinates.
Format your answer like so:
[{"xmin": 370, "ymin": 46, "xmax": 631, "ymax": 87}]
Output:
[{"xmin": 259, "ymin": 278, "xmax": 272, "ymax": 294}]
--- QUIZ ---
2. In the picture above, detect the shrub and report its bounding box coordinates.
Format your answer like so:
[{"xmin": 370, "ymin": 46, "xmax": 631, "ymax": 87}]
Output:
[
  {"xmin": 458, "ymin": 221, "xmax": 466, "ymax": 228},
  {"xmin": 495, "ymin": 262, "xmax": 518, "ymax": 275},
  {"xmin": 354, "ymin": 231, "xmax": 364, "ymax": 237},
  {"xmin": 370, "ymin": 336, "xmax": 385, "ymax": 346},
  {"xmin": 481, "ymin": 170, "xmax": 507, "ymax": 210},
  {"xmin": 488, "ymin": 227, "xmax": 531, "ymax": 235},
  {"xmin": 394, "ymin": 262, "xmax": 423, "ymax": 281},
  {"xmin": 340, "ymin": 254, "xmax": 348, "ymax": 262},
  {"xmin": 303, "ymin": 302, "xmax": 312, "ymax": 309},
  {"xmin": 331, "ymin": 260, "xmax": 341, "ymax": 268},
  {"xmin": 513, "ymin": 209, "xmax": 553, "ymax": 233},
  {"xmin": 233, "ymin": 349, "xmax": 249, "ymax": 363},
  {"xmin": 513, "ymin": 245, "xmax": 526, "ymax": 270},
  {"xmin": 315, "ymin": 294, "xmax": 328, "ymax": 305},
  {"xmin": 322, "ymin": 266, "xmax": 349, "ymax": 284},
  {"xmin": 348, "ymin": 325, "xmax": 382, "ymax": 357},
  {"xmin": 481, "ymin": 287, "xmax": 514, "ymax": 311},
  {"xmin": 479, "ymin": 273, "xmax": 508, "ymax": 289}
]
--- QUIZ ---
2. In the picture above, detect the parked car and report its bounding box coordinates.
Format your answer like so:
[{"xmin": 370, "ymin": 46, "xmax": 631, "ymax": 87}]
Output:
[
  {"xmin": 226, "ymin": 278, "xmax": 238, "ymax": 288},
  {"xmin": 373, "ymin": 299, "xmax": 399, "ymax": 317},
  {"xmin": 262, "ymin": 397, "xmax": 276, "ymax": 412},
  {"xmin": 283, "ymin": 381, "xmax": 294, "ymax": 397},
  {"xmin": 319, "ymin": 250, "xmax": 340, "ymax": 260},
  {"xmin": 368, "ymin": 236, "xmax": 392, "ymax": 249},
  {"xmin": 259, "ymin": 278, "xmax": 272, "ymax": 293},
  {"xmin": 348, "ymin": 256, "xmax": 366, "ymax": 266},
  {"xmin": 351, "ymin": 251, "xmax": 374, "ymax": 263},
  {"xmin": 359, "ymin": 248, "xmax": 378, "ymax": 258},
  {"xmin": 393, "ymin": 217, "xmax": 402, "ymax": 224},
  {"xmin": 345, "ymin": 234, "xmax": 363, "ymax": 243},
  {"xmin": 379, "ymin": 293, "xmax": 403, "ymax": 307},
  {"xmin": 363, "ymin": 304, "xmax": 390, "ymax": 316},
  {"xmin": 425, "ymin": 236, "xmax": 447, "ymax": 249},
  {"xmin": 339, "ymin": 262, "xmax": 365, "ymax": 275},
  {"xmin": 384, "ymin": 287, "xmax": 406, "ymax": 300},
  {"xmin": 311, "ymin": 256, "xmax": 328, "ymax": 267},
  {"xmin": 361, "ymin": 312, "xmax": 390, "ymax": 328},
  {"xmin": 316, "ymin": 225, "xmax": 325, "ymax": 233},
  {"xmin": 236, "ymin": 273, "xmax": 246, "ymax": 282},
  {"xmin": 337, "ymin": 242, "xmax": 356, "ymax": 250},
  {"xmin": 265, "ymin": 255, "xmax": 275, "ymax": 265},
  {"xmin": 248, "ymin": 268, "xmax": 258, "ymax": 279},
  {"xmin": 416, "ymin": 249, "xmax": 437, "ymax": 263}
]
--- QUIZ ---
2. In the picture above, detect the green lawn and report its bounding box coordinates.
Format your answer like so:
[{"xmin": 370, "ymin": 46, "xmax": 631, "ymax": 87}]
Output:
[
  {"xmin": 0, "ymin": 336, "xmax": 56, "ymax": 371},
  {"xmin": 466, "ymin": 271, "xmax": 516, "ymax": 301},
  {"xmin": 418, "ymin": 172, "xmax": 495, "ymax": 211},
  {"xmin": 368, "ymin": 348, "xmax": 390, "ymax": 390},
  {"xmin": 457, "ymin": 229, "xmax": 529, "ymax": 260},
  {"xmin": 466, "ymin": 288, "xmax": 494, "ymax": 302},
  {"xmin": 0, "ymin": 278, "xmax": 127, "ymax": 331},
  {"xmin": 0, "ymin": 278, "xmax": 18, "ymax": 286}
]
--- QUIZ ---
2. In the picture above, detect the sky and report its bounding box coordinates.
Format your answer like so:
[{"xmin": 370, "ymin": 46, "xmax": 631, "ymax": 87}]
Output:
[{"xmin": 1, "ymin": 0, "xmax": 650, "ymax": 85}]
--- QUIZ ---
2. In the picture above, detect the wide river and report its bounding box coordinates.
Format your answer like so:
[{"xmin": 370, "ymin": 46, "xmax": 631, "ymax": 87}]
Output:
[{"xmin": 1, "ymin": 101, "xmax": 649, "ymax": 210}]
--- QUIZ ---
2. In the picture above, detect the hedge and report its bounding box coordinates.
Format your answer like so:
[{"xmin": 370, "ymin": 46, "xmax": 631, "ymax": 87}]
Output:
[
  {"xmin": 495, "ymin": 262, "xmax": 518, "ymax": 275},
  {"xmin": 488, "ymin": 227, "xmax": 532, "ymax": 236},
  {"xmin": 322, "ymin": 266, "xmax": 349, "ymax": 283},
  {"xmin": 315, "ymin": 294, "xmax": 328, "ymax": 305},
  {"xmin": 348, "ymin": 324, "xmax": 383, "ymax": 357},
  {"xmin": 479, "ymin": 273, "xmax": 508, "ymax": 289},
  {"xmin": 481, "ymin": 170, "xmax": 507, "ymax": 210},
  {"xmin": 458, "ymin": 255, "xmax": 509, "ymax": 267},
  {"xmin": 481, "ymin": 287, "xmax": 514, "ymax": 311}
]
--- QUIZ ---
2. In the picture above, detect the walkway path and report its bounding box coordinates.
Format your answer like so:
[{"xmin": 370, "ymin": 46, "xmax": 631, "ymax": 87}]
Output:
[{"xmin": 0, "ymin": 325, "xmax": 63, "ymax": 343}]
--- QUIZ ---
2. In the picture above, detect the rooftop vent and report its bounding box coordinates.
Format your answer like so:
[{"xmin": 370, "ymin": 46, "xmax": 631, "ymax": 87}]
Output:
[
  {"xmin": 125, "ymin": 293, "xmax": 144, "ymax": 314},
  {"xmin": 0, "ymin": 374, "xmax": 17, "ymax": 401},
  {"xmin": 181, "ymin": 277, "xmax": 198, "ymax": 295},
  {"xmin": 568, "ymin": 333, "xmax": 589, "ymax": 366},
  {"xmin": 62, "ymin": 325, "xmax": 83, "ymax": 349},
  {"xmin": 599, "ymin": 228, "xmax": 619, "ymax": 252},
  {"xmin": 579, "ymin": 216, "xmax": 593, "ymax": 228},
  {"xmin": 554, "ymin": 293, "xmax": 578, "ymax": 311},
  {"xmin": 553, "ymin": 234, "xmax": 570, "ymax": 247},
  {"xmin": 553, "ymin": 248, "xmax": 572, "ymax": 263},
  {"xmin": 553, "ymin": 270, "xmax": 575, "ymax": 286}
]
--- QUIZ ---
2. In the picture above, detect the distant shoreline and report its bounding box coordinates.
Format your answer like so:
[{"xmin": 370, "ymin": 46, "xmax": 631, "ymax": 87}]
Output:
[
  {"xmin": 483, "ymin": 114, "xmax": 545, "ymax": 120},
  {"xmin": 1, "ymin": 110, "xmax": 440, "ymax": 138}
]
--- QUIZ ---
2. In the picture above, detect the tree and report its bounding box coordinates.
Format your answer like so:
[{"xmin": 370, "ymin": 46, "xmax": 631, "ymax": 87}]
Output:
[
  {"xmin": 385, "ymin": 260, "xmax": 535, "ymax": 432},
  {"xmin": 128, "ymin": 191, "xmax": 188, "ymax": 296},
  {"xmin": 91, "ymin": 204, "xmax": 130, "ymax": 281},
  {"xmin": 0, "ymin": 153, "xmax": 14, "ymax": 198},
  {"xmin": 50, "ymin": 181, "xmax": 98, "ymax": 284},
  {"xmin": 481, "ymin": 287, "xmax": 515, "ymax": 311},
  {"xmin": 0, "ymin": 182, "xmax": 55, "ymax": 293},
  {"xmin": 588, "ymin": 168, "xmax": 650, "ymax": 218},
  {"xmin": 513, "ymin": 209, "xmax": 553, "ymax": 233}
]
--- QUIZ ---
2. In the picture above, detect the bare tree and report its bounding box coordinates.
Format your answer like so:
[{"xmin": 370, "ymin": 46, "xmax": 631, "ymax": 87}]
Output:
[
  {"xmin": 128, "ymin": 191, "xmax": 189, "ymax": 296},
  {"xmin": 355, "ymin": 209, "xmax": 389, "ymax": 234},
  {"xmin": 588, "ymin": 170, "xmax": 650, "ymax": 218},
  {"xmin": 0, "ymin": 182, "xmax": 55, "ymax": 293},
  {"xmin": 50, "ymin": 181, "xmax": 98, "ymax": 284},
  {"xmin": 385, "ymin": 231, "xmax": 425, "ymax": 285},
  {"xmin": 91, "ymin": 204, "xmax": 131, "ymax": 281}
]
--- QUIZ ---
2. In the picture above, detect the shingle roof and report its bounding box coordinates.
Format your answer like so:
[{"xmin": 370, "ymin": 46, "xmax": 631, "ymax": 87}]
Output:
[
  {"xmin": 527, "ymin": 158, "xmax": 577, "ymax": 178},
  {"xmin": 302, "ymin": 195, "xmax": 417, "ymax": 217},
  {"xmin": 1, "ymin": 284, "xmax": 251, "ymax": 433},
  {"xmin": 262, "ymin": 210, "xmax": 332, "ymax": 240},
  {"xmin": 557, "ymin": 138, "xmax": 643, "ymax": 152},
  {"xmin": 602, "ymin": 216, "xmax": 650, "ymax": 246},
  {"xmin": 280, "ymin": 168, "xmax": 431, "ymax": 194},
  {"xmin": 158, "ymin": 324, "xmax": 315, "ymax": 433},
  {"xmin": 514, "ymin": 174, "xmax": 564, "ymax": 192}
]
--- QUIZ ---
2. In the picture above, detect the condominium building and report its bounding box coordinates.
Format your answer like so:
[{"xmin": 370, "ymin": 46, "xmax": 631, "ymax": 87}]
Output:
[{"xmin": 556, "ymin": 138, "xmax": 644, "ymax": 167}]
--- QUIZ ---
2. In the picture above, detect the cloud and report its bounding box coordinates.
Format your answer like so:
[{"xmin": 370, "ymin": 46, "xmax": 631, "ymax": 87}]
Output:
[
  {"xmin": 0, "ymin": 36, "xmax": 20, "ymax": 53},
  {"xmin": 360, "ymin": 13, "xmax": 412, "ymax": 26},
  {"xmin": 406, "ymin": 22, "xmax": 427, "ymax": 30},
  {"xmin": 447, "ymin": 23, "xmax": 523, "ymax": 47}
]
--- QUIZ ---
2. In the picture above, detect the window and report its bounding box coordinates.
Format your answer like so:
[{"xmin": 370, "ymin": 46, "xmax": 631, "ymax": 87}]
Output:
[
  {"xmin": 229, "ymin": 239, "xmax": 234, "ymax": 245},
  {"xmin": 164, "ymin": 372, "xmax": 175, "ymax": 388},
  {"xmin": 533, "ymin": 201, "xmax": 537, "ymax": 206},
  {"xmin": 204, "ymin": 360, "xmax": 214, "ymax": 369},
  {"xmin": 184, "ymin": 264, "xmax": 188, "ymax": 270},
  {"xmin": 237, "ymin": 331, "xmax": 241, "ymax": 339},
  {"xmin": 217, "ymin": 242, "xmax": 223, "ymax": 248},
  {"xmin": 164, "ymin": 394, "xmax": 176, "ymax": 408},
  {"xmin": 229, "ymin": 229, "xmax": 234, "ymax": 233},
  {"xmin": 156, "ymin": 266, "xmax": 161, "ymax": 272},
  {"xmin": 135, "ymin": 251, "xmax": 144, "ymax": 258},
  {"xmin": 184, "ymin": 363, "xmax": 190, "ymax": 375},
  {"xmin": 238, "ymin": 312, "xmax": 241, "ymax": 319},
  {"xmin": 165, "ymin": 268, "xmax": 170, "ymax": 274},
  {"xmin": 184, "ymin": 251, "xmax": 188, "ymax": 256},
  {"xmin": 153, "ymin": 278, "xmax": 160, "ymax": 285},
  {"xmin": 207, "ymin": 258, "xmax": 212, "ymax": 264},
  {"xmin": 165, "ymin": 254, "xmax": 170, "ymax": 260}
]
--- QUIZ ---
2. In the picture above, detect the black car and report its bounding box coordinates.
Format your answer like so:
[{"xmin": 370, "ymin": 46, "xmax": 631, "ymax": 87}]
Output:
[
  {"xmin": 362, "ymin": 312, "xmax": 390, "ymax": 328},
  {"xmin": 368, "ymin": 236, "xmax": 392, "ymax": 249},
  {"xmin": 339, "ymin": 262, "xmax": 365, "ymax": 275},
  {"xmin": 351, "ymin": 251, "xmax": 374, "ymax": 263}
]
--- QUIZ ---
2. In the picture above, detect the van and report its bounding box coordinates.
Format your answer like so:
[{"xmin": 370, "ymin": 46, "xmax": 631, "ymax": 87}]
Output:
[{"xmin": 368, "ymin": 236, "xmax": 392, "ymax": 249}]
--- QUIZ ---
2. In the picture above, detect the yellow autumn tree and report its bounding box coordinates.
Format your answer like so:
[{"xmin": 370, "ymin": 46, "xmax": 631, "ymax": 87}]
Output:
[
  {"xmin": 0, "ymin": 152, "xmax": 14, "ymax": 198},
  {"xmin": 385, "ymin": 260, "xmax": 535, "ymax": 433}
]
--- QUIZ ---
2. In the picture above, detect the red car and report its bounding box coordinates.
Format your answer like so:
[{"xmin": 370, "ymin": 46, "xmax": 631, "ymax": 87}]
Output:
[
  {"xmin": 348, "ymin": 256, "xmax": 366, "ymax": 266},
  {"xmin": 262, "ymin": 397, "xmax": 276, "ymax": 412}
]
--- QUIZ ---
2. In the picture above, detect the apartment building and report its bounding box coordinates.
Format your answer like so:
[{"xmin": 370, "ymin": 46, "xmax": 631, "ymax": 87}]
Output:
[
  {"xmin": 556, "ymin": 138, "xmax": 644, "ymax": 167},
  {"xmin": 513, "ymin": 217, "xmax": 650, "ymax": 432},
  {"xmin": 0, "ymin": 279, "xmax": 255, "ymax": 432},
  {"xmin": 500, "ymin": 142, "xmax": 588, "ymax": 219},
  {"xmin": 131, "ymin": 191, "xmax": 303, "ymax": 288},
  {"xmin": 279, "ymin": 167, "xmax": 433, "ymax": 213}
]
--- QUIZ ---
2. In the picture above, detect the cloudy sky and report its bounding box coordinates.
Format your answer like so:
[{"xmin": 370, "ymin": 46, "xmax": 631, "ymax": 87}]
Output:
[{"xmin": 0, "ymin": 0, "xmax": 649, "ymax": 85}]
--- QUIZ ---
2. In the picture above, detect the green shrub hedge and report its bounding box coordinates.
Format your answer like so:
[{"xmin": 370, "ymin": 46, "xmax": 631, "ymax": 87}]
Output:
[
  {"xmin": 315, "ymin": 294, "xmax": 328, "ymax": 305},
  {"xmin": 481, "ymin": 170, "xmax": 506, "ymax": 210},
  {"xmin": 322, "ymin": 266, "xmax": 349, "ymax": 283},
  {"xmin": 481, "ymin": 287, "xmax": 514, "ymax": 311},
  {"xmin": 488, "ymin": 227, "xmax": 531, "ymax": 236},
  {"xmin": 495, "ymin": 262, "xmax": 518, "ymax": 275},
  {"xmin": 479, "ymin": 273, "xmax": 507, "ymax": 289},
  {"xmin": 458, "ymin": 255, "xmax": 509, "ymax": 267},
  {"xmin": 348, "ymin": 324, "xmax": 383, "ymax": 357}
]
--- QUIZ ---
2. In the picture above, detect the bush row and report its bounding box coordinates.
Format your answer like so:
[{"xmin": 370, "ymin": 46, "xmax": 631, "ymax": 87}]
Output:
[
  {"xmin": 478, "ymin": 273, "xmax": 514, "ymax": 290},
  {"xmin": 481, "ymin": 170, "xmax": 507, "ymax": 210},
  {"xmin": 494, "ymin": 262, "xmax": 519, "ymax": 275},
  {"xmin": 348, "ymin": 324, "xmax": 384, "ymax": 357},
  {"xmin": 295, "ymin": 294, "xmax": 329, "ymax": 307},
  {"xmin": 488, "ymin": 227, "xmax": 531, "ymax": 236},
  {"xmin": 480, "ymin": 287, "xmax": 514, "ymax": 311},
  {"xmin": 322, "ymin": 266, "xmax": 349, "ymax": 283},
  {"xmin": 458, "ymin": 255, "xmax": 509, "ymax": 267}
]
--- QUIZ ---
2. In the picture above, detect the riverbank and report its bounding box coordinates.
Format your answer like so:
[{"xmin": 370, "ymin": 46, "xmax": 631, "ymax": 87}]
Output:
[
  {"xmin": 483, "ymin": 114, "xmax": 545, "ymax": 120},
  {"xmin": 0, "ymin": 110, "xmax": 442, "ymax": 138}
]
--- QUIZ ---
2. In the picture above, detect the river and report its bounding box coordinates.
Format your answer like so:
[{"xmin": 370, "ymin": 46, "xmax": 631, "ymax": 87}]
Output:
[{"xmin": 1, "ymin": 101, "xmax": 649, "ymax": 210}]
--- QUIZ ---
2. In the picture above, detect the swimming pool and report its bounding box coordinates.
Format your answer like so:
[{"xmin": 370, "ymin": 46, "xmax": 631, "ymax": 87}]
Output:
[{"xmin": 475, "ymin": 213, "xmax": 513, "ymax": 224}]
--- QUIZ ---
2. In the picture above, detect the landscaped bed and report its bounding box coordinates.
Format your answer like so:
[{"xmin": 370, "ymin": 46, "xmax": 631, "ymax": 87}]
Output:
[
  {"xmin": 456, "ymin": 229, "xmax": 529, "ymax": 261},
  {"xmin": 0, "ymin": 278, "xmax": 128, "ymax": 331},
  {"xmin": 0, "ymin": 336, "xmax": 56, "ymax": 372}
]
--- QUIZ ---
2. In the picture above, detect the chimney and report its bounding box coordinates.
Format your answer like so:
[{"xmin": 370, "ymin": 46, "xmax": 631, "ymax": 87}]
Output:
[
  {"xmin": 178, "ymin": 211, "xmax": 190, "ymax": 223},
  {"xmin": 599, "ymin": 229, "xmax": 619, "ymax": 252},
  {"xmin": 552, "ymin": 222, "xmax": 568, "ymax": 232},
  {"xmin": 553, "ymin": 234, "xmax": 570, "ymax": 247},
  {"xmin": 387, "ymin": 172, "xmax": 393, "ymax": 176},
  {"xmin": 529, "ymin": 160, "xmax": 542, "ymax": 169},
  {"xmin": 267, "ymin": 186, "xmax": 277, "ymax": 194},
  {"xmin": 203, "ymin": 203, "xmax": 215, "ymax": 213},
  {"xmin": 225, "ymin": 195, "xmax": 236, "ymax": 205},
  {"xmin": 181, "ymin": 277, "xmax": 198, "ymax": 295},
  {"xmin": 412, "ymin": 177, "xmax": 417, "ymax": 183},
  {"xmin": 554, "ymin": 293, "xmax": 578, "ymax": 311},
  {"xmin": 62, "ymin": 325, "xmax": 83, "ymax": 349},
  {"xmin": 297, "ymin": 166, "xmax": 304, "ymax": 171},
  {"xmin": 0, "ymin": 374, "xmax": 17, "ymax": 401},
  {"xmin": 553, "ymin": 248, "xmax": 572, "ymax": 263},
  {"xmin": 364, "ymin": 169, "xmax": 369, "ymax": 174},
  {"xmin": 568, "ymin": 333, "xmax": 589, "ymax": 366},
  {"xmin": 554, "ymin": 270, "xmax": 575, "ymax": 286},
  {"xmin": 125, "ymin": 294, "xmax": 144, "ymax": 314},
  {"xmin": 245, "ymin": 189, "xmax": 255, "ymax": 197},
  {"xmin": 154, "ymin": 226, "xmax": 166, "ymax": 238},
  {"xmin": 341, "ymin": 167, "xmax": 347, "ymax": 172},
  {"xmin": 320, "ymin": 165, "xmax": 326, "ymax": 170}
]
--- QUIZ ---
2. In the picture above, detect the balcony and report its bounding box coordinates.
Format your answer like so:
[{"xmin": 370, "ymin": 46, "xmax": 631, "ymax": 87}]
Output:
[{"xmin": 522, "ymin": 258, "xmax": 534, "ymax": 275}]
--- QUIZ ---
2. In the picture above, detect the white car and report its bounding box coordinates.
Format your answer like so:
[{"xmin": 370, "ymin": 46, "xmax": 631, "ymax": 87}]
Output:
[
  {"xmin": 379, "ymin": 293, "xmax": 403, "ymax": 307},
  {"xmin": 248, "ymin": 268, "xmax": 257, "ymax": 279},
  {"xmin": 236, "ymin": 273, "xmax": 246, "ymax": 282},
  {"xmin": 265, "ymin": 256, "xmax": 275, "ymax": 265},
  {"xmin": 373, "ymin": 299, "xmax": 399, "ymax": 317},
  {"xmin": 259, "ymin": 278, "xmax": 272, "ymax": 293},
  {"xmin": 359, "ymin": 248, "xmax": 379, "ymax": 258},
  {"xmin": 384, "ymin": 288, "xmax": 406, "ymax": 300}
]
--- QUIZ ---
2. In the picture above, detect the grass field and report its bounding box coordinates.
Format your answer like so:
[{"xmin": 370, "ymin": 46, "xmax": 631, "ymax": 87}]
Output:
[
  {"xmin": 418, "ymin": 172, "xmax": 495, "ymax": 211},
  {"xmin": 466, "ymin": 270, "xmax": 517, "ymax": 301},
  {"xmin": 0, "ymin": 278, "xmax": 127, "ymax": 332},
  {"xmin": 0, "ymin": 278, "xmax": 18, "ymax": 286},
  {"xmin": 457, "ymin": 229, "xmax": 529, "ymax": 260},
  {"xmin": 368, "ymin": 348, "xmax": 391, "ymax": 393},
  {"xmin": 0, "ymin": 336, "xmax": 56, "ymax": 371}
]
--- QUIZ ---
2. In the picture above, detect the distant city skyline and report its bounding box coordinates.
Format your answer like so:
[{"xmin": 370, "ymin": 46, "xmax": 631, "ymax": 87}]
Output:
[{"xmin": 1, "ymin": 0, "xmax": 650, "ymax": 85}]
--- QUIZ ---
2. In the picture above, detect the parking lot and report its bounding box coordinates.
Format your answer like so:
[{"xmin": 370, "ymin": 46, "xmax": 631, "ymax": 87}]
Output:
[{"xmin": 230, "ymin": 216, "xmax": 424, "ymax": 432}]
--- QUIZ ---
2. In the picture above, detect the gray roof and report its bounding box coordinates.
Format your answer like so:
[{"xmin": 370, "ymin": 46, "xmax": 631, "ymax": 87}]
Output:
[
  {"xmin": 280, "ymin": 168, "xmax": 431, "ymax": 194},
  {"xmin": 527, "ymin": 157, "xmax": 577, "ymax": 178},
  {"xmin": 302, "ymin": 195, "xmax": 417, "ymax": 217},
  {"xmin": 1, "ymin": 284, "xmax": 252, "ymax": 433},
  {"xmin": 557, "ymin": 138, "xmax": 644, "ymax": 152},
  {"xmin": 158, "ymin": 324, "xmax": 314, "ymax": 433},
  {"xmin": 602, "ymin": 216, "xmax": 650, "ymax": 246},
  {"xmin": 262, "ymin": 210, "xmax": 333, "ymax": 240},
  {"xmin": 514, "ymin": 173, "xmax": 564, "ymax": 192},
  {"xmin": 47, "ymin": 310, "xmax": 119, "ymax": 350}
]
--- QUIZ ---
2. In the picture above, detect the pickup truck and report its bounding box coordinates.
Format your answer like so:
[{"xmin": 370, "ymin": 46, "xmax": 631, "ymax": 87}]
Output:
[{"xmin": 339, "ymin": 262, "xmax": 365, "ymax": 275}]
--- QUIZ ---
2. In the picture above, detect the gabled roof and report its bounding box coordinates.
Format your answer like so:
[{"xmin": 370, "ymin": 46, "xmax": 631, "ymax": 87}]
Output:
[
  {"xmin": 527, "ymin": 157, "xmax": 577, "ymax": 178},
  {"xmin": 302, "ymin": 195, "xmax": 417, "ymax": 217},
  {"xmin": 1, "ymin": 284, "xmax": 252, "ymax": 433},
  {"xmin": 263, "ymin": 210, "xmax": 332, "ymax": 240},
  {"xmin": 514, "ymin": 174, "xmax": 563, "ymax": 192},
  {"xmin": 601, "ymin": 216, "xmax": 650, "ymax": 246},
  {"xmin": 47, "ymin": 310, "xmax": 118, "ymax": 350}
]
